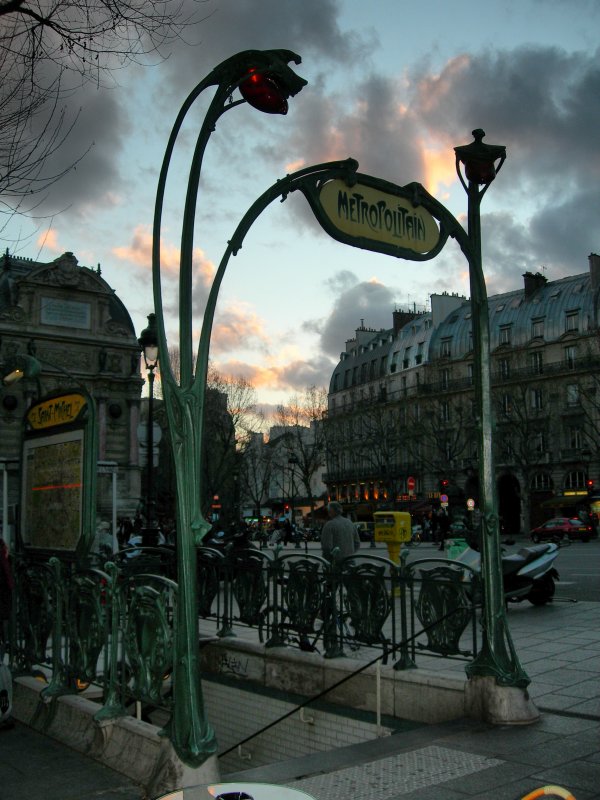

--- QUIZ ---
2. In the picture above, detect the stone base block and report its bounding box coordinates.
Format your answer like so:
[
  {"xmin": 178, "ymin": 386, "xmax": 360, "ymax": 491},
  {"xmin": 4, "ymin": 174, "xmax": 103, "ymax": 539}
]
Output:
[
  {"xmin": 12, "ymin": 676, "xmax": 220, "ymax": 795},
  {"xmin": 465, "ymin": 675, "xmax": 540, "ymax": 725}
]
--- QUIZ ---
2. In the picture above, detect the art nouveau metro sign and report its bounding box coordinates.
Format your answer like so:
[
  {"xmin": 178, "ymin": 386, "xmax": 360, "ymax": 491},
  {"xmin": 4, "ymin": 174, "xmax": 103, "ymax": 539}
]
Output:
[
  {"xmin": 320, "ymin": 178, "xmax": 439, "ymax": 254},
  {"xmin": 299, "ymin": 168, "xmax": 449, "ymax": 262}
]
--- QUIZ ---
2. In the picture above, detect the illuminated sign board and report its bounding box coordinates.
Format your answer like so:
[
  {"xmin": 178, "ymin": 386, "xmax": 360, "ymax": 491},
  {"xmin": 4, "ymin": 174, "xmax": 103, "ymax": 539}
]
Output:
[
  {"xmin": 22, "ymin": 392, "xmax": 92, "ymax": 554},
  {"xmin": 21, "ymin": 430, "xmax": 84, "ymax": 551},
  {"xmin": 27, "ymin": 393, "xmax": 87, "ymax": 430}
]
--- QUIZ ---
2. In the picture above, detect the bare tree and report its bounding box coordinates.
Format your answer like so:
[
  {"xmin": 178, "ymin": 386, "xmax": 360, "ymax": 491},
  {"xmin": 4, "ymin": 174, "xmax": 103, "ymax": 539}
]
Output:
[
  {"xmin": 274, "ymin": 386, "xmax": 328, "ymax": 525},
  {"xmin": 404, "ymin": 395, "xmax": 474, "ymax": 478},
  {"xmin": 238, "ymin": 430, "xmax": 274, "ymax": 531},
  {"xmin": 202, "ymin": 365, "xmax": 262, "ymax": 521},
  {"xmin": 0, "ymin": 0, "xmax": 205, "ymax": 225}
]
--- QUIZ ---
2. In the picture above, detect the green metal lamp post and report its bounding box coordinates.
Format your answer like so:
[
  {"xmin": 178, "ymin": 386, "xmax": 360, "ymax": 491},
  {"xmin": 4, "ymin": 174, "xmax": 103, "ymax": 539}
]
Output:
[
  {"xmin": 150, "ymin": 50, "xmax": 307, "ymax": 769},
  {"xmin": 453, "ymin": 130, "xmax": 530, "ymax": 694},
  {"xmin": 138, "ymin": 313, "xmax": 159, "ymax": 534}
]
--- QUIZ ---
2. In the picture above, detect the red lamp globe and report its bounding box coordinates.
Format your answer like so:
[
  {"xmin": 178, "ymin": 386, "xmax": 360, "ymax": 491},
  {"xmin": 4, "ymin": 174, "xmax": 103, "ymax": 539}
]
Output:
[{"xmin": 239, "ymin": 68, "xmax": 289, "ymax": 115}]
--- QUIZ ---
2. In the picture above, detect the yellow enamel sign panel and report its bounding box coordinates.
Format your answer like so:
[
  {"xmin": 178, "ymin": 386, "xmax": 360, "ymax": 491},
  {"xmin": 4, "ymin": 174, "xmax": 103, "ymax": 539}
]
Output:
[
  {"xmin": 320, "ymin": 179, "xmax": 440, "ymax": 254},
  {"xmin": 27, "ymin": 393, "xmax": 87, "ymax": 430}
]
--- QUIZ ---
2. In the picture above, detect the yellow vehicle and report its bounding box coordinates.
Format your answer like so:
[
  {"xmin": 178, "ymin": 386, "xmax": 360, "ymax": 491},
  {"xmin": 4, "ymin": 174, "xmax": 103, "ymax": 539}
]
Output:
[{"xmin": 373, "ymin": 511, "xmax": 411, "ymax": 563}]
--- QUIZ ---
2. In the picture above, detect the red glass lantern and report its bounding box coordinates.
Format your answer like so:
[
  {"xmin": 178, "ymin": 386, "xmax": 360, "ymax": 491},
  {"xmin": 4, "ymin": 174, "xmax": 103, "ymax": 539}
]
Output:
[
  {"xmin": 239, "ymin": 68, "xmax": 289, "ymax": 115},
  {"xmin": 463, "ymin": 158, "xmax": 497, "ymax": 185},
  {"xmin": 454, "ymin": 129, "xmax": 506, "ymax": 186}
]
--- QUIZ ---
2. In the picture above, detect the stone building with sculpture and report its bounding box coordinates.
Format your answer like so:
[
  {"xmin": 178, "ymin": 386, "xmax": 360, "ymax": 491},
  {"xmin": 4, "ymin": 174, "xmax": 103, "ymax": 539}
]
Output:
[{"xmin": 0, "ymin": 250, "xmax": 144, "ymax": 544}]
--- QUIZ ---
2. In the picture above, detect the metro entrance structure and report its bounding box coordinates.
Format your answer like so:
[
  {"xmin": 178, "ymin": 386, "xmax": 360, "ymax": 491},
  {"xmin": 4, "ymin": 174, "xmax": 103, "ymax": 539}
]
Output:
[{"xmin": 149, "ymin": 48, "xmax": 536, "ymax": 780}]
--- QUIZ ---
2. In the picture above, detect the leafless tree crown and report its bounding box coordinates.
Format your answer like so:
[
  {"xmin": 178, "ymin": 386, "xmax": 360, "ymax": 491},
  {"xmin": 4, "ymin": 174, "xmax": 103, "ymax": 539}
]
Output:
[{"xmin": 0, "ymin": 0, "xmax": 205, "ymax": 229}]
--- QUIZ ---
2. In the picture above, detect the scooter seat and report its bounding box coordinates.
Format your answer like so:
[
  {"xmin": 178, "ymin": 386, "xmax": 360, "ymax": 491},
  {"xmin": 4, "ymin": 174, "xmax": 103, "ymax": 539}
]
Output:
[{"xmin": 502, "ymin": 544, "xmax": 552, "ymax": 572}]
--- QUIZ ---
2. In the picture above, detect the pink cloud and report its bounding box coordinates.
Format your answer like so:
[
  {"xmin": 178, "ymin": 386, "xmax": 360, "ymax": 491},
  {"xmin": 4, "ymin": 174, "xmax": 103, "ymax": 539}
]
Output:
[
  {"xmin": 112, "ymin": 224, "xmax": 215, "ymax": 284},
  {"xmin": 37, "ymin": 228, "xmax": 62, "ymax": 254},
  {"xmin": 210, "ymin": 304, "xmax": 271, "ymax": 355}
]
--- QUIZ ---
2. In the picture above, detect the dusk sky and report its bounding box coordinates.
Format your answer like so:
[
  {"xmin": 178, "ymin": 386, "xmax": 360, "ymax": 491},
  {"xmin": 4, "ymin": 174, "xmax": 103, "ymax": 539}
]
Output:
[{"xmin": 4, "ymin": 0, "xmax": 599, "ymax": 413}]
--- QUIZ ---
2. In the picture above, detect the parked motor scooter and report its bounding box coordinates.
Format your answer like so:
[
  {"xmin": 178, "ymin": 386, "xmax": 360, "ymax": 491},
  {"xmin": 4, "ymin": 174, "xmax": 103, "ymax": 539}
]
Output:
[
  {"xmin": 454, "ymin": 541, "xmax": 560, "ymax": 606},
  {"xmin": 203, "ymin": 524, "xmax": 254, "ymax": 554}
]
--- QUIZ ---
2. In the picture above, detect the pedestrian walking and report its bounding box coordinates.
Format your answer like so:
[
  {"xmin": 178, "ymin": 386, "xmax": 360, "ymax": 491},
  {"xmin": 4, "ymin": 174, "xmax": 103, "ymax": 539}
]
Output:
[
  {"xmin": 321, "ymin": 501, "xmax": 360, "ymax": 560},
  {"xmin": 437, "ymin": 508, "xmax": 450, "ymax": 551}
]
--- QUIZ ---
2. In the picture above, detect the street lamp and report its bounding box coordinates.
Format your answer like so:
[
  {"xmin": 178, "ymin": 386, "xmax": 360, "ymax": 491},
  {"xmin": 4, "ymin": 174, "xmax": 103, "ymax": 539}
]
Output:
[
  {"xmin": 453, "ymin": 130, "xmax": 530, "ymax": 702},
  {"xmin": 150, "ymin": 50, "xmax": 307, "ymax": 774},
  {"xmin": 138, "ymin": 313, "xmax": 159, "ymax": 537}
]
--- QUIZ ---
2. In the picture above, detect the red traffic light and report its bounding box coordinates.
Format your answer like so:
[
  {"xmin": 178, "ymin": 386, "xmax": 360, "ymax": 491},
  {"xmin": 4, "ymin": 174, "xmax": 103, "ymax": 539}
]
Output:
[
  {"xmin": 440, "ymin": 479, "xmax": 449, "ymax": 489},
  {"xmin": 239, "ymin": 68, "xmax": 289, "ymax": 115}
]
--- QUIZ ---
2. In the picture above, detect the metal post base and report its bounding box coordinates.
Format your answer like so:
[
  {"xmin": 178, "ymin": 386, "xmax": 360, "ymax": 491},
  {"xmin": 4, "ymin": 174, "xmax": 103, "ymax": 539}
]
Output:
[
  {"xmin": 465, "ymin": 675, "xmax": 540, "ymax": 725},
  {"xmin": 147, "ymin": 747, "xmax": 220, "ymax": 799}
]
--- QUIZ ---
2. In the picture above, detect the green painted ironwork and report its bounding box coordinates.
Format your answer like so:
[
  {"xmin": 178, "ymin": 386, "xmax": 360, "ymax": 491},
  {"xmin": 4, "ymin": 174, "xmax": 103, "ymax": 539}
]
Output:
[
  {"xmin": 67, "ymin": 567, "xmax": 109, "ymax": 690},
  {"xmin": 231, "ymin": 549, "xmax": 269, "ymax": 627},
  {"xmin": 150, "ymin": 49, "xmax": 308, "ymax": 766},
  {"xmin": 14, "ymin": 560, "xmax": 53, "ymax": 673},
  {"xmin": 197, "ymin": 548, "xmax": 224, "ymax": 617},
  {"xmin": 414, "ymin": 565, "xmax": 473, "ymax": 657},
  {"xmin": 341, "ymin": 557, "xmax": 393, "ymax": 659},
  {"xmin": 95, "ymin": 561, "xmax": 128, "ymax": 722},
  {"xmin": 40, "ymin": 557, "xmax": 69, "ymax": 698},
  {"xmin": 8, "ymin": 547, "xmax": 485, "ymax": 729},
  {"xmin": 122, "ymin": 576, "xmax": 177, "ymax": 708}
]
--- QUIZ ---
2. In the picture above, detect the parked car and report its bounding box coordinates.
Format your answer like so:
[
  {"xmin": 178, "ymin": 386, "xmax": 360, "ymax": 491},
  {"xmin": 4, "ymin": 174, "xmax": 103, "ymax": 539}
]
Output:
[{"xmin": 530, "ymin": 516, "xmax": 593, "ymax": 543}]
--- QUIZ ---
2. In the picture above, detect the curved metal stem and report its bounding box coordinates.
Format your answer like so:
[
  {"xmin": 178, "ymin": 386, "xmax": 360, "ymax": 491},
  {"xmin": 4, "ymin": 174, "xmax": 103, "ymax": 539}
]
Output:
[{"xmin": 150, "ymin": 49, "xmax": 306, "ymax": 768}]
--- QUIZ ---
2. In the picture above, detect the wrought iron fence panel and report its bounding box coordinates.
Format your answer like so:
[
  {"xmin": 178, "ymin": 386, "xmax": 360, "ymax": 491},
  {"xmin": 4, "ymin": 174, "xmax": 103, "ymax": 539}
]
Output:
[
  {"xmin": 121, "ymin": 573, "xmax": 177, "ymax": 709},
  {"xmin": 339, "ymin": 554, "xmax": 397, "ymax": 662},
  {"xmin": 400, "ymin": 557, "xmax": 480, "ymax": 666},
  {"xmin": 66, "ymin": 566, "xmax": 110, "ymax": 691},
  {"xmin": 282, "ymin": 554, "xmax": 326, "ymax": 633},
  {"xmin": 230, "ymin": 548, "xmax": 270, "ymax": 627},
  {"xmin": 258, "ymin": 552, "xmax": 330, "ymax": 651},
  {"xmin": 12, "ymin": 557, "xmax": 54, "ymax": 675},
  {"xmin": 197, "ymin": 547, "xmax": 226, "ymax": 619}
]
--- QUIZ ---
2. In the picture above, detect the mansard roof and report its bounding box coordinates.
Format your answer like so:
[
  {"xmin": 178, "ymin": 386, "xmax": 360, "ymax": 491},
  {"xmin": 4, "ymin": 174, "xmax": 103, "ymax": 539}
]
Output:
[
  {"xmin": 330, "ymin": 266, "xmax": 596, "ymax": 392},
  {"xmin": 430, "ymin": 272, "xmax": 592, "ymax": 360}
]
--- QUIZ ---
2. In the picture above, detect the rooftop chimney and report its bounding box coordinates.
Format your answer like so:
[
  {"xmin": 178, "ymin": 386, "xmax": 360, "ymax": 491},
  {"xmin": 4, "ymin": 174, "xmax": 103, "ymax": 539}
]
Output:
[
  {"xmin": 589, "ymin": 253, "xmax": 600, "ymax": 292},
  {"xmin": 523, "ymin": 271, "xmax": 547, "ymax": 298}
]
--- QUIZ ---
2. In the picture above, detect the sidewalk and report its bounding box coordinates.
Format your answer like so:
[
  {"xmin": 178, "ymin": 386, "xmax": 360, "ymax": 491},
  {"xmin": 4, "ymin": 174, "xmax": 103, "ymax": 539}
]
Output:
[{"xmin": 3, "ymin": 543, "xmax": 600, "ymax": 800}]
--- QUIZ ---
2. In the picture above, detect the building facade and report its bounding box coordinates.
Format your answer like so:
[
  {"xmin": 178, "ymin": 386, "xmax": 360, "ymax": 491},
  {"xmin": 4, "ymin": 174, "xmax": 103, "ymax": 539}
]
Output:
[
  {"xmin": 0, "ymin": 250, "xmax": 144, "ymax": 542},
  {"xmin": 325, "ymin": 254, "xmax": 600, "ymax": 534}
]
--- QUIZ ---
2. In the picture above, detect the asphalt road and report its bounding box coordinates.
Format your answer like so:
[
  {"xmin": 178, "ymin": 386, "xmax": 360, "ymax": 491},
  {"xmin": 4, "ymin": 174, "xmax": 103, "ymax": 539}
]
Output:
[
  {"xmin": 550, "ymin": 537, "xmax": 600, "ymax": 602},
  {"xmin": 401, "ymin": 537, "xmax": 600, "ymax": 603},
  {"xmin": 265, "ymin": 536, "xmax": 600, "ymax": 602}
]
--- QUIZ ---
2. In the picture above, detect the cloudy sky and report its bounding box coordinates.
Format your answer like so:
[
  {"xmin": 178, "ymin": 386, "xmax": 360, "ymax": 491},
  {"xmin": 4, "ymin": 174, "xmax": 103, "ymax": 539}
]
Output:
[{"xmin": 4, "ymin": 0, "xmax": 599, "ymax": 412}]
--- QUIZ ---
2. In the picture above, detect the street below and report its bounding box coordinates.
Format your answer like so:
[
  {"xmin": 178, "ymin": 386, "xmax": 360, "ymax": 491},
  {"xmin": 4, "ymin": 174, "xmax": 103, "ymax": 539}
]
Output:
[{"xmin": 274, "ymin": 535, "xmax": 600, "ymax": 603}]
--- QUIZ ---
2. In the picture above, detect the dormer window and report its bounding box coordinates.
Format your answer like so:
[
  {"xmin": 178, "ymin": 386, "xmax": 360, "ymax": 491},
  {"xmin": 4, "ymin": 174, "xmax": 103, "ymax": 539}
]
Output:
[
  {"xmin": 499, "ymin": 324, "xmax": 512, "ymax": 345},
  {"xmin": 565, "ymin": 310, "xmax": 579, "ymax": 332},
  {"xmin": 531, "ymin": 318, "xmax": 544, "ymax": 338}
]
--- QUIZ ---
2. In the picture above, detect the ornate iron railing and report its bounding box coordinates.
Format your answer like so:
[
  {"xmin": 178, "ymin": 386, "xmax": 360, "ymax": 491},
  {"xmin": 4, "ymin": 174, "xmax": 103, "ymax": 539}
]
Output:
[
  {"xmin": 8, "ymin": 545, "xmax": 480, "ymax": 726},
  {"xmin": 195, "ymin": 546, "xmax": 480, "ymax": 670}
]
